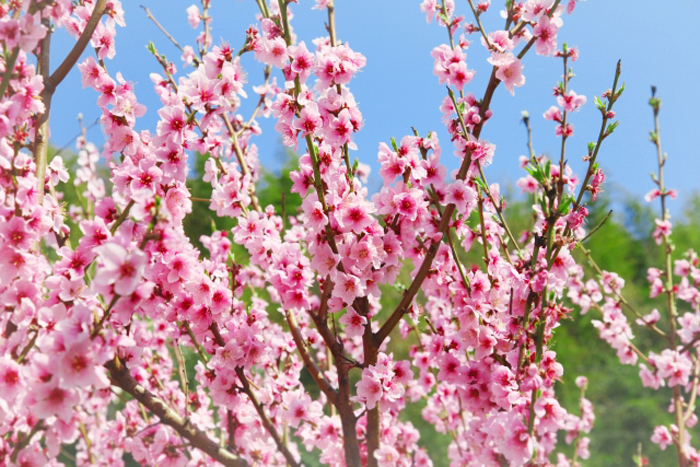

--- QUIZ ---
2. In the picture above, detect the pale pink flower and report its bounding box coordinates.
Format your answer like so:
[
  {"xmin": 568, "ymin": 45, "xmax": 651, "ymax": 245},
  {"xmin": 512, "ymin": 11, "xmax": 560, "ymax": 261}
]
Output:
[
  {"xmin": 313, "ymin": 0, "xmax": 332, "ymax": 9},
  {"xmin": 652, "ymin": 219, "xmax": 672, "ymax": 245},
  {"xmin": 289, "ymin": 42, "xmax": 315, "ymax": 82},
  {"xmin": 533, "ymin": 14, "xmax": 558, "ymax": 56},
  {"xmin": 333, "ymin": 272, "xmax": 365, "ymax": 305},
  {"xmin": 0, "ymin": 357, "xmax": 23, "ymax": 400},
  {"xmin": 356, "ymin": 369, "xmax": 383, "ymax": 409},
  {"xmin": 32, "ymin": 382, "xmax": 80, "ymax": 422},
  {"xmin": 339, "ymin": 307, "xmax": 367, "ymax": 338},
  {"xmin": 650, "ymin": 425, "xmax": 673, "ymax": 451},
  {"xmin": 187, "ymin": 5, "xmax": 201, "ymax": 28},
  {"xmin": 557, "ymin": 90, "xmax": 586, "ymax": 112},
  {"xmin": 48, "ymin": 156, "xmax": 70, "ymax": 186},
  {"xmin": 420, "ymin": 0, "xmax": 439, "ymax": 22},
  {"xmin": 338, "ymin": 195, "xmax": 376, "ymax": 234},
  {"xmin": 57, "ymin": 339, "xmax": 108, "ymax": 389},
  {"xmin": 310, "ymin": 243, "xmax": 338, "ymax": 277},
  {"xmin": 445, "ymin": 179, "xmax": 477, "ymax": 214},
  {"xmin": 94, "ymin": 243, "xmax": 148, "ymax": 296},
  {"xmin": 636, "ymin": 308, "xmax": 660, "ymax": 327},
  {"xmin": 488, "ymin": 53, "xmax": 525, "ymax": 95},
  {"xmin": 543, "ymin": 105, "xmax": 563, "ymax": 122},
  {"xmin": 374, "ymin": 445, "xmax": 400, "ymax": 467}
]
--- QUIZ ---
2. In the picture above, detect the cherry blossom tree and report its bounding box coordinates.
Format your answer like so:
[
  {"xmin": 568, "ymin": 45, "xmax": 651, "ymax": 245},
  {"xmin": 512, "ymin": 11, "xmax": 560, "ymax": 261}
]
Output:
[{"xmin": 0, "ymin": 0, "xmax": 696, "ymax": 467}]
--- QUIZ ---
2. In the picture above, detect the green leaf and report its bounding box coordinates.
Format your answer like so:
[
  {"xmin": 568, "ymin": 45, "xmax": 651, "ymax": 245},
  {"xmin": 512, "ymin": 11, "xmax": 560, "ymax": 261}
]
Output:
[
  {"xmin": 559, "ymin": 195, "xmax": 574, "ymax": 215},
  {"xmin": 473, "ymin": 177, "xmax": 487, "ymax": 192},
  {"xmin": 526, "ymin": 164, "xmax": 545, "ymax": 184},
  {"xmin": 606, "ymin": 120, "xmax": 619, "ymax": 135},
  {"xmin": 390, "ymin": 137, "xmax": 399, "ymax": 152},
  {"xmin": 615, "ymin": 82, "xmax": 625, "ymax": 100},
  {"xmin": 593, "ymin": 95, "xmax": 605, "ymax": 111}
]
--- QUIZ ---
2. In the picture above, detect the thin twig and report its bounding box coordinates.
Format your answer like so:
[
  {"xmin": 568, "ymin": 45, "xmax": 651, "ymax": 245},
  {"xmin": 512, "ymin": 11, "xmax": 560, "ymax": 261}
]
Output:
[{"xmin": 141, "ymin": 5, "xmax": 186, "ymax": 53}]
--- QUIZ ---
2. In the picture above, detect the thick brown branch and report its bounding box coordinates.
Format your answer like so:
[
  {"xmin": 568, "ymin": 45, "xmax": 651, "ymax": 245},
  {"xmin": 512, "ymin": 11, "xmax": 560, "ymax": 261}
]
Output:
[
  {"xmin": 360, "ymin": 297, "xmax": 380, "ymax": 467},
  {"xmin": 305, "ymin": 307, "xmax": 362, "ymax": 467},
  {"xmin": 47, "ymin": 0, "xmax": 107, "ymax": 92},
  {"xmin": 105, "ymin": 357, "xmax": 248, "ymax": 467}
]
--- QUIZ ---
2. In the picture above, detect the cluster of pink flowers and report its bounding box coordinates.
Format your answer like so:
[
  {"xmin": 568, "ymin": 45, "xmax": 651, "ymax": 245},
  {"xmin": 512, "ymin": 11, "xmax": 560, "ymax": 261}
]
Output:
[
  {"xmin": 568, "ymin": 115, "xmax": 700, "ymax": 467},
  {"xmin": 2, "ymin": 0, "xmax": 691, "ymax": 466}
]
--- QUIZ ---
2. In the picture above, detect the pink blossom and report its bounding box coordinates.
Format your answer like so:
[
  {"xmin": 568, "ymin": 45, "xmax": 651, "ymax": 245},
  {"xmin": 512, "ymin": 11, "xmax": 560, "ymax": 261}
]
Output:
[
  {"xmin": 374, "ymin": 445, "xmax": 400, "ymax": 467},
  {"xmin": 0, "ymin": 357, "xmax": 23, "ymax": 400},
  {"xmin": 338, "ymin": 194, "xmax": 376, "ymax": 234},
  {"xmin": 544, "ymin": 105, "xmax": 563, "ymax": 123},
  {"xmin": 557, "ymin": 90, "xmax": 587, "ymax": 112},
  {"xmin": 187, "ymin": 5, "xmax": 201, "ymax": 28},
  {"xmin": 289, "ymin": 42, "xmax": 315, "ymax": 82},
  {"xmin": 57, "ymin": 339, "xmax": 108, "ymax": 389},
  {"xmin": 313, "ymin": 0, "xmax": 332, "ymax": 9},
  {"xmin": 652, "ymin": 219, "xmax": 672, "ymax": 245},
  {"xmin": 94, "ymin": 243, "xmax": 148, "ymax": 296},
  {"xmin": 636, "ymin": 308, "xmax": 661, "ymax": 327},
  {"xmin": 339, "ymin": 307, "xmax": 367, "ymax": 337},
  {"xmin": 256, "ymin": 36, "xmax": 288, "ymax": 68},
  {"xmin": 292, "ymin": 104, "xmax": 323, "ymax": 137},
  {"xmin": 651, "ymin": 425, "xmax": 673, "ymax": 451},
  {"xmin": 445, "ymin": 179, "xmax": 477, "ymax": 214},
  {"xmin": 32, "ymin": 382, "xmax": 80, "ymax": 422},
  {"xmin": 522, "ymin": 0, "xmax": 555, "ymax": 22},
  {"xmin": 533, "ymin": 14, "xmax": 558, "ymax": 56},
  {"xmin": 420, "ymin": 0, "xmax": 439, "ymax": 22},
  {"xmin": 333, "ymin": 272, "xmax": 365, "ymax": 305},
  {"xmin": 488, "ymin": 53, "xmax": 525, "ymax": 95},
  {"xmin": 356, "ymin": 369, "xmax": 383, "ymax": 409},
  {"xmin": 0, "ymin": 217, "xmax": 34, "ymax": 250}
]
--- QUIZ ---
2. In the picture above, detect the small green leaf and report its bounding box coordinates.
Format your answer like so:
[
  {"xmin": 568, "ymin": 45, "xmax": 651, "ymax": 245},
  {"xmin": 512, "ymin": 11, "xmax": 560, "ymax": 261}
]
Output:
[
  {"xmin": 559, "ymin": 195, "xmax": 574, "ymax": 215},
  {"xmin": 593, "ymin": 96, "xmax": 605, "ymax": 112},
  {"xmin": 473, "ymin": 177, "xmax": 487, "ymax": 192},
  {"xmin": 615, "ymin": 82, "xmax": 625, "ymax": 100},
  {"xmin": 390, "ymin": 137, "xmax": 399, "ymax": 152},
  {"xmin": 606, "ymin": 120, "xmax": 619, "ymax": 135},
  {"xmin": 544, "ymin": 160, "xmax": 552, "ymax": 180}
]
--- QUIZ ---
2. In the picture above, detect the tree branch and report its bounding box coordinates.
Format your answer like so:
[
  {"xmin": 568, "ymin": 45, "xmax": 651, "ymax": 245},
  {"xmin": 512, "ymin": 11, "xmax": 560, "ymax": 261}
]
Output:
[
  {"xmin": 234, "ymin": 367, "xmax": 303, "ymax": 467},
  {"xmin": 105, "ymin": 357, "xmax": 248, "ymax": 467},
  {"xmin": 285, "ymin": 310, "xmax": 338, "ymax": 406},
  {"xmin": 47, "ymin": 0, "xmax": 107, "ymax": 92},
  {"xmin": 208, "ymin": 324, "xmax": 303, "ymax": 467}
]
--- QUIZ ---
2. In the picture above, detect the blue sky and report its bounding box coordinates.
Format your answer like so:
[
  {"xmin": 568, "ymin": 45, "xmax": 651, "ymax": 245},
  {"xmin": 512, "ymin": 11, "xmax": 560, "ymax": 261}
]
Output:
[{"xmin": 49, "ymin": 0, "xmax": 700, "ymax": 219}]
